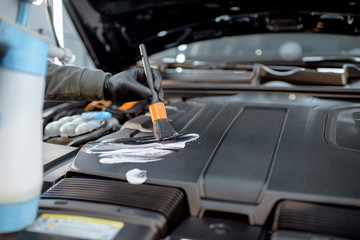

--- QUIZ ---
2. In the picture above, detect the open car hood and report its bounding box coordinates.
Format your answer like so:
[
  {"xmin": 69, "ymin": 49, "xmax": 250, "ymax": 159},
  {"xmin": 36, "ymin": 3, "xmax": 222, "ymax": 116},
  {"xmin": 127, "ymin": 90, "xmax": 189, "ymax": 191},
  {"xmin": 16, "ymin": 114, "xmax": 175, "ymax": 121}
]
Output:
[{"xmin": 64, "ymin": 0, "xmax": 360, "ymax": 72}]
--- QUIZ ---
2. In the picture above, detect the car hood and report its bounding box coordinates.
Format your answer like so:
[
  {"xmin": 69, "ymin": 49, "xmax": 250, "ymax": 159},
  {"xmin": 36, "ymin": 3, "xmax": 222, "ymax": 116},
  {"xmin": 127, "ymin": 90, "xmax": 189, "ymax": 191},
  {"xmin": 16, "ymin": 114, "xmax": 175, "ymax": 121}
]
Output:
[{"xmin": 64, "ymin": 0, "xmax": 360, "ymax": 72}]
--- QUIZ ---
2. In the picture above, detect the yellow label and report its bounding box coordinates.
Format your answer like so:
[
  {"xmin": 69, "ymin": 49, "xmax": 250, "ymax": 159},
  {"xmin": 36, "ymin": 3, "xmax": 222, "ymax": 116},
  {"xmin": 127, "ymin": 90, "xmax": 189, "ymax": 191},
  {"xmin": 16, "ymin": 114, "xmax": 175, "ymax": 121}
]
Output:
[{"xmin": 40, "ymin": 213, "xmax": 124, "ymax": 228}]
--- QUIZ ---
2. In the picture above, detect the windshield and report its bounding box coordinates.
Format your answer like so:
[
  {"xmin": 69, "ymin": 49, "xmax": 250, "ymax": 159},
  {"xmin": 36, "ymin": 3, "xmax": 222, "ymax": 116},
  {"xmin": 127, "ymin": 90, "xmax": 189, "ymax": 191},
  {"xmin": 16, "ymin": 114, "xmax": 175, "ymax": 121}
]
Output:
[{"xmin": 150, "ymin": 33, "xmax": 360, "ymax": 63}]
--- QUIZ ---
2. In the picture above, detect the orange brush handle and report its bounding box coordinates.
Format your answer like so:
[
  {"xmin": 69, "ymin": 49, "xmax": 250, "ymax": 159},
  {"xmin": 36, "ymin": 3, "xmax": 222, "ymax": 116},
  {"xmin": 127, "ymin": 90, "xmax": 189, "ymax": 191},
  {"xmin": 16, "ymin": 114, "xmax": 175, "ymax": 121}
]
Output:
[{"xmin": 149, "ymin": 102, "xmax": 167, "ymax": 122}]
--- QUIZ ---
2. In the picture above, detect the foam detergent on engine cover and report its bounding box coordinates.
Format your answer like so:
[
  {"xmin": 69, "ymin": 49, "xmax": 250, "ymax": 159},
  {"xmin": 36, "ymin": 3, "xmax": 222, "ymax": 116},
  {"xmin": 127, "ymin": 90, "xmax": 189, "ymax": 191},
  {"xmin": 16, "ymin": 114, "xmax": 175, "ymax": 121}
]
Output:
[{"xmin": 0, "ymin": 19, "xmax": 49, "ymax": 233}]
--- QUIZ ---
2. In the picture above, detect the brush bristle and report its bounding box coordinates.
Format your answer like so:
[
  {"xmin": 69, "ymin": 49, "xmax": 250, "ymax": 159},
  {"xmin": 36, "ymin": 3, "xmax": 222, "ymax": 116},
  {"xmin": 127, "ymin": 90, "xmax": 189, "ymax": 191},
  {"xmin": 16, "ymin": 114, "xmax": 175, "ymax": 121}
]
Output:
[{"xmin": 153, "ymin": 118, "xmax": 178, "ymax": 141}]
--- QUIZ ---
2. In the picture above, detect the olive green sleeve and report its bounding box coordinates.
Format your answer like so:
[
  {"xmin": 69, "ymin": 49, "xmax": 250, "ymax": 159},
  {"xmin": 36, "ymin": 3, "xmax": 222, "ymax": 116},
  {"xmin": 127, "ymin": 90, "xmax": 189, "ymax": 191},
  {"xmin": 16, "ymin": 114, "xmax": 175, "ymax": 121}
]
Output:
[{"xmin": 45, "ymin": 61, "xmax": 111, "ymax": 101}]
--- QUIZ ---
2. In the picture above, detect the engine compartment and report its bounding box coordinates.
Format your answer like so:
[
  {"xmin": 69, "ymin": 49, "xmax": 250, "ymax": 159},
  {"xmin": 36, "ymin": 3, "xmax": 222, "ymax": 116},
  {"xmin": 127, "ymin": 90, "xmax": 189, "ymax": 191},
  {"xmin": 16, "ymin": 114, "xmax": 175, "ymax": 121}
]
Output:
[{"xmin": 20, "ymin": 91, "xmax": 360, "ymax": 239}]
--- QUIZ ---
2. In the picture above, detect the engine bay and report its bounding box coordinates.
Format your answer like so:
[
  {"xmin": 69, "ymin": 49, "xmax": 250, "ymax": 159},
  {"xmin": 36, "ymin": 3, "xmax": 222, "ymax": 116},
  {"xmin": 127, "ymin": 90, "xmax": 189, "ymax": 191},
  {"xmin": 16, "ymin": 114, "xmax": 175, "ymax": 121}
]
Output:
[{"xmin": 26, "ymin": 91, "xmax": 360, "ymax": 239}]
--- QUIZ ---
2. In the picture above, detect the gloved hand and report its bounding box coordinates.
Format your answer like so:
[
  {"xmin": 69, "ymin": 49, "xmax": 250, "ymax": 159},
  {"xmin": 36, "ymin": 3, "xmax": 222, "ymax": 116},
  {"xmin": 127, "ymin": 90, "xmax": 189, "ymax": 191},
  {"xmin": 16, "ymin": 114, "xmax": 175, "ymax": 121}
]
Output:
[{"xmin": 103, "ymin": 66, "xmax": 164, "ymax": 104}]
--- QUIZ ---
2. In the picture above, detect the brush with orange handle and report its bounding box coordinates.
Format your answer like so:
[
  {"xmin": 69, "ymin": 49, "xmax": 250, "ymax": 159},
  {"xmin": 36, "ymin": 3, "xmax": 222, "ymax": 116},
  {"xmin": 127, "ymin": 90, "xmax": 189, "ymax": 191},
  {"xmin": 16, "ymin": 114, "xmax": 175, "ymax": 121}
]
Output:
[{"xmin": 139, "ymin": 43, "xmax": 178, "ymax": 141}]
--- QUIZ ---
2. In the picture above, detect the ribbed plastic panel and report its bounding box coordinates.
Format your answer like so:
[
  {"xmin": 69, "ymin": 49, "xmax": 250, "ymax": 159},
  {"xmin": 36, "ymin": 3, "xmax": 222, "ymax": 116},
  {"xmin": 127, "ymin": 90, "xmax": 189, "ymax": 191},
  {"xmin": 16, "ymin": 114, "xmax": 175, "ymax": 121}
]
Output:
[
  {"xmin": 272, "ymin": 201, "xmax": 360, "ymax": 239},
  {"xmin": 42, "ymin": 177, "xmax": 186, "ymax": 225}
]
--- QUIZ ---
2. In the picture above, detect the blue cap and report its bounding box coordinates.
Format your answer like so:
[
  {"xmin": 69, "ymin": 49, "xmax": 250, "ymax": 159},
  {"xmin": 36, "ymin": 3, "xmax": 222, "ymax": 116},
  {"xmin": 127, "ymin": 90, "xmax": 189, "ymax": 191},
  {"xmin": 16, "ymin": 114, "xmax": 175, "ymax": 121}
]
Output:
[{"xmin": 81, "ymin": 111, "xmax": 112, "ymax": 120}]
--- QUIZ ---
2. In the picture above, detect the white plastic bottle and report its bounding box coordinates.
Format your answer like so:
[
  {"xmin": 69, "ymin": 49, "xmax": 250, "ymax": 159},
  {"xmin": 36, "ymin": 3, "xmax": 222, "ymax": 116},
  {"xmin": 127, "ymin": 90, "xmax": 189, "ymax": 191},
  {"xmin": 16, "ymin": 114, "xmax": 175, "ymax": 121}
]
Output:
[{"xmin": 0, "ymin": 20, "xmax": 49, "ymax": 233}]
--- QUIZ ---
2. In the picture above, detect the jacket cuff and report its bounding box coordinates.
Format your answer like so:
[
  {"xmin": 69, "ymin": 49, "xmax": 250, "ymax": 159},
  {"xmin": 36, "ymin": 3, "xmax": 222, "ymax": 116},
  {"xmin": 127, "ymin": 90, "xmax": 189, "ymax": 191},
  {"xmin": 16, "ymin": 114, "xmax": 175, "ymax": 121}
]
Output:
[{"xmin": 80, "ymin": 68, "xmax": 111, "ymax": 100}]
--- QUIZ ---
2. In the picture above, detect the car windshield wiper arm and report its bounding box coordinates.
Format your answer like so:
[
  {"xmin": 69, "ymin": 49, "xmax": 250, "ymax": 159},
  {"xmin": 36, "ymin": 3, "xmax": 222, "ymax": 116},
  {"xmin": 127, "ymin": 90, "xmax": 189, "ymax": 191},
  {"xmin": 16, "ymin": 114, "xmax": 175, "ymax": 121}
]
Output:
[
  {"xmin": 162, "ymin": 60, "xmax": 360, "ymax": 86},
  {"xmin": 302, "ymin": 56, "xmax": 360, "ymax": 64},
  {"xmin": 254, "ymin": 64, "xmax": 346, "ymax": 86}
]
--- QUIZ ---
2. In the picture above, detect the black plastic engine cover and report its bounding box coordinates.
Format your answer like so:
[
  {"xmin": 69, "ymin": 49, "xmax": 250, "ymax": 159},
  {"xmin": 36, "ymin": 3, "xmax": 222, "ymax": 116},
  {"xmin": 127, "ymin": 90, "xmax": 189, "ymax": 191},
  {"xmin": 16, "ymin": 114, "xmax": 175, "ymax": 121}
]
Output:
[{"xmin": 69, "ymin": 92, "xmax": 360, "ymax": 225}]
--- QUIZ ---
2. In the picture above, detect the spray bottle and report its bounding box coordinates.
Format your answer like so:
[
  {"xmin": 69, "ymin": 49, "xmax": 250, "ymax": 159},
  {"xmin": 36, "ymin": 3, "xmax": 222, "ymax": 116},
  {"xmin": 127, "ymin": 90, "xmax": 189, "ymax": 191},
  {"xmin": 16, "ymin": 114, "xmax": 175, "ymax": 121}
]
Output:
[{"xmin": 0, "ymin": 1, "xmax": 74, "ymax": 233}]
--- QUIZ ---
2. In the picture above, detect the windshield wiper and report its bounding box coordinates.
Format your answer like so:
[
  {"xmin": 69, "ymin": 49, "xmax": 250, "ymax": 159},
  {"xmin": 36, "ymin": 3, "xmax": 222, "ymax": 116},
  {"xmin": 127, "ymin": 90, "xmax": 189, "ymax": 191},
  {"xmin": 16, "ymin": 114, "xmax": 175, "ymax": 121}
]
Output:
[
  {"xmin": 162, "ymin": 61, "xmax": 360, "ymax": 86},
  {"xmin": 254, "ymin": 64, "xmax": 346, "ymax": 86},
  {"xmin": 302, "ymin": 56, "xmax": 360, "ymax": 64}
]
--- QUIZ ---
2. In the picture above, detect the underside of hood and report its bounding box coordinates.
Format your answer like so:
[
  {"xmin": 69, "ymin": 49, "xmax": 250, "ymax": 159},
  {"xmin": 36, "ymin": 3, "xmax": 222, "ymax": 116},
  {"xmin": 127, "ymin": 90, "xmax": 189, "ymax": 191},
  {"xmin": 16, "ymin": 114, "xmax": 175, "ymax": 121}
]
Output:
[{"xmin": 63, "ymin": 0, "xmax": 360, "ymax": 72}]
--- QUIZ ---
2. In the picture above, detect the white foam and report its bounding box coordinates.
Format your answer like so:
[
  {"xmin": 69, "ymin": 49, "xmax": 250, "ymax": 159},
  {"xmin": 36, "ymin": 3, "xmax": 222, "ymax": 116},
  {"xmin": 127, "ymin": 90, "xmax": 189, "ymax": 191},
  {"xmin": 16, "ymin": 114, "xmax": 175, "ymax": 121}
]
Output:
[
  {"xmin": 84, "ymin": 133, "xmax": 199, "ymax": 164},
  {"xmin": 125, "ymin": 168, "xmax": 147, "ymax": 185}
]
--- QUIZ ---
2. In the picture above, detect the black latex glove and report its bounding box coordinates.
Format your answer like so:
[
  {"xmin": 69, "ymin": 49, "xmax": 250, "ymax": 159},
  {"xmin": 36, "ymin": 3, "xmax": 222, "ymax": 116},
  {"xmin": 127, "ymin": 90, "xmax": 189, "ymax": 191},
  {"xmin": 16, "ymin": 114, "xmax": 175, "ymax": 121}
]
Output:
[{"xmin": 104, "ymin": 66, "xmax": 164, "ymax": 104}]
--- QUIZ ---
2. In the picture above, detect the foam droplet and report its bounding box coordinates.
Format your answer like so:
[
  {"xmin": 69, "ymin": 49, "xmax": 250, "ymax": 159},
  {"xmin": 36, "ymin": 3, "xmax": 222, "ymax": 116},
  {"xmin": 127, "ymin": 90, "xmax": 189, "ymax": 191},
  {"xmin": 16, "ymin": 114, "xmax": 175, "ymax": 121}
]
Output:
[{"xmin": 126, "ymin": 168, "xmax": 147, "ymax": 185}]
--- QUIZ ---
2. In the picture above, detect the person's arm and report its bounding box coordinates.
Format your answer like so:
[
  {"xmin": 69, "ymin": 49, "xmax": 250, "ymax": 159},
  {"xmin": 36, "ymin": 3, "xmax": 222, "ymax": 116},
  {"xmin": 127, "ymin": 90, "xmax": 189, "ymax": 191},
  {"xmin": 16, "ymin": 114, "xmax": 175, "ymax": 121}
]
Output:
[
  {"xmin": 45, "ymin": 61, "xmax": 163, "ymax": 104},
  {"xmin": 45, "ymin": 61, "xmax": 109, "ymax": 101}
]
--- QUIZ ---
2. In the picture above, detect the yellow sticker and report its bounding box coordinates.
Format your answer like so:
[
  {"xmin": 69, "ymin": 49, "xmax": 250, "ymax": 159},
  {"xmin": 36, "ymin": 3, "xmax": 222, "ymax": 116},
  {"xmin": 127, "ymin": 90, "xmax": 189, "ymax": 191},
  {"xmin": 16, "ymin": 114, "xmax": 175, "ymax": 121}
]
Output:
[
  {"xmin": 40, "ymin": 213, "xmax": 124, "ymax": 228},
  {"xmin": 28, "ymin": 213, "xmax": 124, "ymax": 240}
]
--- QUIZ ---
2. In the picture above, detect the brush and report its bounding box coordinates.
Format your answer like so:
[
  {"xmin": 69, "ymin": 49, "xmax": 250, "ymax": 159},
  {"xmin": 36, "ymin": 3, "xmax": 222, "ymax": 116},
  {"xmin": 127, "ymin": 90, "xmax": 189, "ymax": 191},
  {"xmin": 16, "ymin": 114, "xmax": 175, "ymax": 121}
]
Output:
[{"xmin": 139, "ymin": 43, "xmax": 178, "ymax": 141}]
